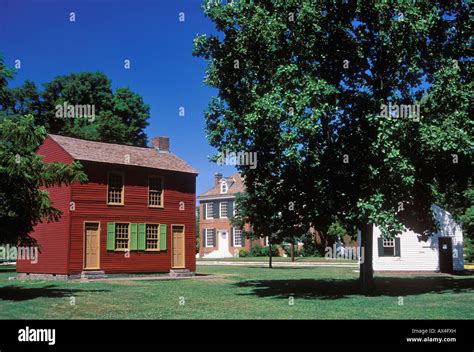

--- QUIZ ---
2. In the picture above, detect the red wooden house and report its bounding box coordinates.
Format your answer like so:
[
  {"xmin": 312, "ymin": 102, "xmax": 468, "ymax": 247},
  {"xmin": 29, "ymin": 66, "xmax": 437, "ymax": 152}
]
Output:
[{"xmin": 16, "ymin": 134, "xmax": 198, "ymax": 279}]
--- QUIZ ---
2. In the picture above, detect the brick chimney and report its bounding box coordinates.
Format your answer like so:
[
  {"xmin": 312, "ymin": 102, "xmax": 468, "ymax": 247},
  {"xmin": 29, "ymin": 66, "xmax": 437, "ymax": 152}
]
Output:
[
  {"xmin": 151, "ymin": 136, "xmax": 170, "ymax": 153},
  {"xmin": 214, "ymin": 173, "xmax": 222, "ymax": 186}
]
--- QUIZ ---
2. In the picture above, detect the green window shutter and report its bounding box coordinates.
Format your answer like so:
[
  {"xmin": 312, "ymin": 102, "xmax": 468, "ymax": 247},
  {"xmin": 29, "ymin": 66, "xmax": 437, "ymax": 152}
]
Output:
[
  {"xmin": 395, "ymin": 237, "xmax": 401, "ymax": 257},
  {"xmin": 212, "ymin": 228, "xmax": 217, "ymax": 247},
  {"xmin": 138, "ymin": 223, "xmax": 146, "ymax": 250},
  {"xmin": 377, "ymin": 237, "xmax": 384, "ymax": 257},
  {"xmin": 202, "ymin": 229, "xmax": 206, "ymax": 247},
  {"xmin": 230, "ymin": 228, "xmax": 234, "ymax": 247},
  {"xmin": 241, "ymin": 231, "xmax": 246, "ymax": 247},
  {"xmin": 228, "ymin": 201, "xmax": 234, "ymax": 218},
  {"xmin": 130, "ymin": 223, "xmax": 138, "ymax": 250},
  {"xmin": 213, "ymin": 201, "xmax": 220, "ymax": 218},
  {"xmin": 159, "ymin": 224, "xmax": 167, "ymax": 251},
  {"xmin": 106, "ymin": 222, "xmax": 116, "ymax": 250}
]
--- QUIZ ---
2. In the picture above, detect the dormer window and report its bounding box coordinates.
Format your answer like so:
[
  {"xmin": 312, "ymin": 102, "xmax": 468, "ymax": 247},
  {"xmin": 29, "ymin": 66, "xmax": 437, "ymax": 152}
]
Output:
[{"xmin": 220, "ymin": 180, "xmax": 228, "ymax": 194}]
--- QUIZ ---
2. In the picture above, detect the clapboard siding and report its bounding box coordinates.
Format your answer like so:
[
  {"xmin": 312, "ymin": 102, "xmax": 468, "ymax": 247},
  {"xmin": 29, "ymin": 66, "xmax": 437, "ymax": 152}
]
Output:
[
  {"xmin": 372, "ymin": 205, "xmax": 464, "ymax": 271},
  {"xmin": 16, "ymin": 136, "xmax": 73, "ymax": 275},
  {"xmin": 68, "ymin": 161, "xmax": 196, "ymax": 274},
  {"xmin": 17, "ymin": 136, "xmax": 197, "ymax": 276}
]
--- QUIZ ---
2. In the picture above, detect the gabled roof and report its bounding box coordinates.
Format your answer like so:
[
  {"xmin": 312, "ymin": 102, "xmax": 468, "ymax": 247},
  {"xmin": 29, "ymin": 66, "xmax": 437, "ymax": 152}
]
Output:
[
  {"xmin": 48, "ymin": 134, "xmax": 198, "ymax": 174},
  {"xmin": 198, "ymin": 173, "xmax": 245, "ymax": 199}
]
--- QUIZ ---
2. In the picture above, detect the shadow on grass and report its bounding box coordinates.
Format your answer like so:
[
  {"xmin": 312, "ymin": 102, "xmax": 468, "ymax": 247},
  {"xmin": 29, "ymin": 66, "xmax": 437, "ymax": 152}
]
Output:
[
  {"xmin": 234, "ymin": 276, "xmax": 474, "ymax": 300},
  {"xmin": 0, "ymin": 285, "xmax": 109, "ymax": 301},
  {"xmin": 244, "ymin": 266, "xmax": 355, "ymax": 270},
  {"xmin": 0, "ymin": 267, "xmax": 16, "ymax": 273}
]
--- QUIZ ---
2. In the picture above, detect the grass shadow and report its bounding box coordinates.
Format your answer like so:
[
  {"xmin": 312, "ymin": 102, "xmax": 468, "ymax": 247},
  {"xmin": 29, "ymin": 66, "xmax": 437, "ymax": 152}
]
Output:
[
  {"xmin": 234, "ymin": 275, "xmax": 474, "ymax": 300},
  {"xmin": 0, "ymin": 285, "xmax": 109, "ymax": 301},
  {"xmin": 0, "ymin": 267, "xmax": 16, "ymax": 273}
]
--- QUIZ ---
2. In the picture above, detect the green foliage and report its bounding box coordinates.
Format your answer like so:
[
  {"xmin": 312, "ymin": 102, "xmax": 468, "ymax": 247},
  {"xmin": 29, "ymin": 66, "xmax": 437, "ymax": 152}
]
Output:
[
  {"xmin": 463, "ymin": 235, "xmax": 474, "ymax": 264},
  {"xmin": 238, "ymin": 249, "xmax": 249, "ymax": 257},
  {"xmin": 249, "ymin": 244, "xmax": 264, "ymax": 257},
  {"xmin": 0, "ymin": 53, "xmax": 14, "ymax": 110},
  {"xmin": 0, "ymin": 115, "xmax": 87, "ymax": 245},
  {"xmin": 327, "ymin": 220, "xmax": 347, "ymax": 240},
  {"xmin": 0, "ymin": 68, "xmax": 150, "ymax": 146},
  {"xmin": 250, "ymin": 244, "xmax": 279, "ymax": 257},
  {"xmin": 261, "ymin": 245, "xmax": 279, "ymax": 257},
  {"xmin": 299, "ymin": 233, "xmax": 322, "ymax": 257},
  {"xmin": 282, "ymin": 244, "xmax": 309, "ymax": 258},
  {"xmin": 195, "ymin": 0, "xmax": 472, "ymax": 245}
]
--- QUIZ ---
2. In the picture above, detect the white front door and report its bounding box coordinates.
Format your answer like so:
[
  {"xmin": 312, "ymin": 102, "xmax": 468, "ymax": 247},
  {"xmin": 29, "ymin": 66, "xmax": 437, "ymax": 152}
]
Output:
[
  {"xmin": 218, "ymin": 230, "xmax": 232, "ymax": 257},
  {"xmin": 203, "ymin": 230, "xmax": 233, "ymax": 258}
]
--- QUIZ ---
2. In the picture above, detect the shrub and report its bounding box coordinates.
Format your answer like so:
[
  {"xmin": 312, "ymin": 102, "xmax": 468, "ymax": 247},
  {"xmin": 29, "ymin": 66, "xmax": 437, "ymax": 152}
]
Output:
[
  {"xmin": 300, "ymin": 246, "xmax": 322, "ymax": 257},
  {"xmin": 250, "ymin": 244, "xmax": 279, "ymax": 257},
  {"xmin": 239, "ymin": 249, "xmax": 249, "ymax": 258},
  {"xmin": 260, "ymin": 245, "xmax": 279, "ymax": 257},
  {"xmin": 283, "ymin": 244, "xmax": 305, "ymax": 257},
  {"xmin": 250, "ymin": 244, "xmax": 264, "ymax": 257}
]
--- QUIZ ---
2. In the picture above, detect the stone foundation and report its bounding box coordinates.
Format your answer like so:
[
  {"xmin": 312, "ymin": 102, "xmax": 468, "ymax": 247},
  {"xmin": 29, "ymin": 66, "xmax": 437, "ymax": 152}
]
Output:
[
  {"xmin": 169, "ymin": 269, "xmax": 194, "ymax": 277},
  {"xmin": 17, "ymin": 273, "xmax": 81, "ymax": 281}
]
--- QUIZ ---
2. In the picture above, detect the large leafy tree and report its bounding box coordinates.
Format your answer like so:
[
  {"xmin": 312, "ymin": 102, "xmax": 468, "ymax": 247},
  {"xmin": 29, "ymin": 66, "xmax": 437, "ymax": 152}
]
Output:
[
  {"xmin": 0, "ymin": 69, "xmax": 150, "ymax": 147},
  {"xmin": 0, "ymin": 53, "xmax": 15, "ymax": 122},
  {"xmin": 195, "ymin": 0, "xmax": 472, "ymax": 291},
  {"xmin": 0, "ymin": 115, "xmax": 87, "ymax": 245},
  {"xmin": 0, "ymin": 56, "xmax": 87, "ymax": 245}
]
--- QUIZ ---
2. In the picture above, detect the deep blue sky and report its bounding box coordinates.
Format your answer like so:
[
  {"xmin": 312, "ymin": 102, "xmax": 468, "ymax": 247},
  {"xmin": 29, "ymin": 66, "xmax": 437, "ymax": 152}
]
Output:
[{"xmin": 0, "ymin": 0, "xmax": 236, "ymax": 196}]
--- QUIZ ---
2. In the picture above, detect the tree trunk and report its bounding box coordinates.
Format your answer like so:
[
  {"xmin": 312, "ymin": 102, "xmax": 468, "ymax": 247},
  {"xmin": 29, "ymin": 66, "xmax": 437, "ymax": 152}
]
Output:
[
  {"xmin": 359, "ymin": 223, "xmax": 375, "ymax": 294},
  {"xmin": 268, "ymin": 237, "xmax": 273, "ymax": 268},
  {"xmin": 290, "ymin": 242, "xmax": 295, "ymax": 262}
]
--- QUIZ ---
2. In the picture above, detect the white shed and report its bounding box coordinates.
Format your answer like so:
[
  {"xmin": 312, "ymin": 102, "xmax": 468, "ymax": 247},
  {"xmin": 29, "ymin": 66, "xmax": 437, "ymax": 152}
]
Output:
[{"xmin": 361, "ymin": 205, "xmax": 464, "ymax": 272}]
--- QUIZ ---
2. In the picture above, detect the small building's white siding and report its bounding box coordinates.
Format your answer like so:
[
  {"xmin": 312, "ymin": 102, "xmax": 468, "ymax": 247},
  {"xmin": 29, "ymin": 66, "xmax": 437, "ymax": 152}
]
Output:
[{"xmin": 372, "ymin": 205, "xmax": 464, "ymax": 271}]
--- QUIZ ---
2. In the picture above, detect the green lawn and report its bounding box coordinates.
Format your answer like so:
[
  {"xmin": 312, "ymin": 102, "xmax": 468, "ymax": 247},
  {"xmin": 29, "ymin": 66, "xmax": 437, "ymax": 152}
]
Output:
[
  {"xmin": 197, "ymin": 256, "xmax": 356, "ymax": 262},
  {"xmin": 0, "ymin": 264, "xmax": 472, "ymax": 319}
]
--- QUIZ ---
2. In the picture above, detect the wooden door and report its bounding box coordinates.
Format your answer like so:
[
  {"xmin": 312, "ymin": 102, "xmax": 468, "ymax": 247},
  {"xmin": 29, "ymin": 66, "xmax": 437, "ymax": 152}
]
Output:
[
  {"xmin": 84, "ymin": 223, "xmax": 100, "ymax": 269},
  {"xmin": 439, "ymin": 237, "xmax": 453, "ymax": 273},
  {"xmin": 172, "ymin": 225, "xmax": 185, "ymax": 268}
]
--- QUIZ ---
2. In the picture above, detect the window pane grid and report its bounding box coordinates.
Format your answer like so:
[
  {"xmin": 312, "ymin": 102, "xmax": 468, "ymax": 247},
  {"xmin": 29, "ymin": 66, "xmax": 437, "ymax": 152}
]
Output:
[
  {"xmin": 233, "ymin": 228, "xmax": 242, "ymax": 247},
  {"xmin": 149, "ymin": 177, "xmax": 163, "ymax": 206},
  {"xmin": 383, "ymin": 239, "xmax": 395, "ymax": 247},
  {"xmin": 108, "ymin": 173, "xmax": 123, "ymax": 204},
  {"xmin": 206, "ymin": 203, "xmax": 213, "ymax": 219},
  {"xmin": 206, "ymin": 229, "xmax": 214, "ymax": 247},
  {"xmin": 146, "ymin": 224, "xmax": 159, "ymax": 249},
  {"xmin": 115, "ymin": 223, "xmax": 129, "ymax": 249},
  {"xmin": 220, "ymin": 202, "xmax": 227, "ymax": 218}
]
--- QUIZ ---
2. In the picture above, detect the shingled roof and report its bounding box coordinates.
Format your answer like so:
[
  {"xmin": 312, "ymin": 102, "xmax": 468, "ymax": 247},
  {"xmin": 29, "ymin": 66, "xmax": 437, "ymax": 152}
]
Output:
[
  {"xmin": 198, "ymin": 173, "xmax": 245, "ymax": 198},
  {"xmin": 48, "ymin": 134, "xmax": 198, "ymax": 174}
]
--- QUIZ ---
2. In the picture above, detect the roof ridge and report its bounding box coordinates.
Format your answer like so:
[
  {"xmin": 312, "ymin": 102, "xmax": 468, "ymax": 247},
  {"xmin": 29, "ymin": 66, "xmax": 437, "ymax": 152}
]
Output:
[
  {"xmin": 48, "ymin": 134, "xmax": 157, "ymax": 153},
  {"xmin": 47, "ymin": 134, "xmax": 198, "ymax": 174},
  {"xmin": 198, "ymin": 172, "xmax": 245, "ymax": 197}
]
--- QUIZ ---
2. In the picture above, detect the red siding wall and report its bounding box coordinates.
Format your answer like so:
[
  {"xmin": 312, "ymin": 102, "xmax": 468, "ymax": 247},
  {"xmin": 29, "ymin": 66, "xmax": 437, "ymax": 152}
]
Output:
[
  {"xmin": 16, "ymin": 137, "xmax": 73, "ymax": 274},
  {"xmin": 68, "ymin": 161, "xmax": 196, "ymax": 274}
]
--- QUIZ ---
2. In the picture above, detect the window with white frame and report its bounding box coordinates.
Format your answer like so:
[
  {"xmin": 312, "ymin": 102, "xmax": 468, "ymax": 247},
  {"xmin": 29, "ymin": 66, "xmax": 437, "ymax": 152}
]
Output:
[
  {"xmin": 233, "ymin": 201, "xmax": 237, "ymax": 216},
  {"xmin": 146, "ymin": 224, "xmax": 160, "ymax": 250},
  {"xmin": 220, "ymin": 181, "xmax": 228, "ymax": 194},
  {"xmin": 233, "ymin": 228, "xmax": 242, "ymax": 247},
  {"xmin": 265, "ymin": 236, "xmax": 269, "ymax": 246},
  {"xmin": 220, "ymin": 202, "xmax": 228, "ymax": 218},
  {"xmin": 205, "ymin": 228, "xmax": 215, "ymax": 247},
  {"xmin": 148, "ymin": 176, "xmax": 163, "ymax": 207},
  {"xmin": 205, "ymin": 203, "xmax": 213, "ymax": 219},
  {"xmin": 107, "ymin": 172, "xmax": 124, "ymax": 205},
  {"xmin": 115, "ymin": 223, "xmax": 129, "ymax": 250},
  {"xmin": 383, "ymin": 238, "xmax": 395, "ymax": 256}
]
